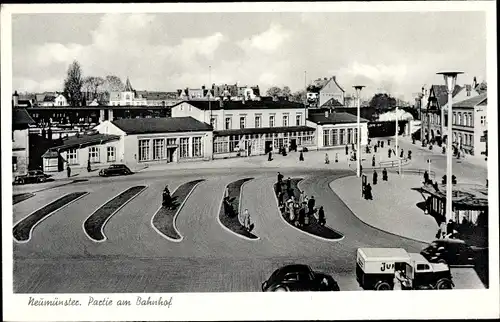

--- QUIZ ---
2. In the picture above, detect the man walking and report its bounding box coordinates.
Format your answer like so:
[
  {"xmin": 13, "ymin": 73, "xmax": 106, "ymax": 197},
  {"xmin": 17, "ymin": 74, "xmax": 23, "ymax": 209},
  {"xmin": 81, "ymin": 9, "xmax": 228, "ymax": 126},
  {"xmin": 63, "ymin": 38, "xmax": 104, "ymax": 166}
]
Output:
[
  {"xmin": 66, "ymin": 164, "xmax": 71, "ymax": 178},
  {"xmin": 268, "ymin": 151, "xmax": 273, "ymax": 161},
  {"xmin": 400, "ymin": 149, "xmax": 404, "ymax": 158},
  {"xmin": 364, "ymin": 183, "xmax": 373, "ymax": 200},
  {"xmin": 372, "ymin": 155, "xmax": 376, "ymax": 167},
  {"xmin": 335, "ymin": 153, "xmax": 338, "ymax": 163},
  {"xmin": 345, "ymin": 144, "xmax": 349, "ymax": 155},
  {"xmin": 277, "ymin": 172, "xmax": 284, "ymax": 184},
  {"xmin": 299, "ymin": 151, "xmax": 304, "ymax": 161},
  {"xmin": 382, "ymin": 168, "xmax": 388, "ymax": 181},
  {"xmin": 388, "ymin": 148, "xmax": 392, "ymax": 158},
  {"xmin": 87, "ymin": 159, "xmax": 91, "ymax": 172},
  {"xmin": 308, "ymin": 196, "xmax": 316, "ymax": 215},
  {"xmin": 318, "ymin": 206, "xmax": 326, "ymax": 226},
  {"xmin": 373, "ymin": 170, "xmax": 378, "ymax": 185},
  {"xmin": 325, "ymin": 153, "xmax": 330, "ymax": 164}
]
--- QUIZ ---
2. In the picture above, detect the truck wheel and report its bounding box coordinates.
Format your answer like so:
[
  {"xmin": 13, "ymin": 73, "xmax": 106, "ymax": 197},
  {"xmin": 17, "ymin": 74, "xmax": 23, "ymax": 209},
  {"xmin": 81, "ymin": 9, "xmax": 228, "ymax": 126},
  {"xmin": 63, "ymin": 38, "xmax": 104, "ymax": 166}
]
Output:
[
  {"xmin": 436, "ymin": 279, "xmax": 452, "ymax": 290},
  {"xmin": 374, "ymin": 281, "xmax": 392, "ymax": 291}
]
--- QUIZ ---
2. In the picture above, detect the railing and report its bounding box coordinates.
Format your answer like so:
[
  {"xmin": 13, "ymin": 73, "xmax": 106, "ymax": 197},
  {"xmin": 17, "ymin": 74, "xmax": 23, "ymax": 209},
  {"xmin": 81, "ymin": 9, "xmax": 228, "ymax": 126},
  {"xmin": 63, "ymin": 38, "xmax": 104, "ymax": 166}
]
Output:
[{"xmin": 396, "ymin": 168, "xmax": 436, "ymax": 179}]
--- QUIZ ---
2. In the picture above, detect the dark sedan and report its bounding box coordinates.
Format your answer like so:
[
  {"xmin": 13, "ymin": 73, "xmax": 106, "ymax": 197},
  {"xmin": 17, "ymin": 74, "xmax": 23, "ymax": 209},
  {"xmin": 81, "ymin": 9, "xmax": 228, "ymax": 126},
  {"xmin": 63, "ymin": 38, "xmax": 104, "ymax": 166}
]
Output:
[
  {"xmin": 262, "ymin": 264, "xmax": 340, "ymax": 292},
  {"xmin": 14, "ymin": 170, "xmax": 52, "ymax": 185},
  {"xmin": 99, "ymin": 164, "xmax": 133, "ymax": 177},
  {"xmin": 420, "ymin": 239, "xmax": 486, "ymax": 267}
]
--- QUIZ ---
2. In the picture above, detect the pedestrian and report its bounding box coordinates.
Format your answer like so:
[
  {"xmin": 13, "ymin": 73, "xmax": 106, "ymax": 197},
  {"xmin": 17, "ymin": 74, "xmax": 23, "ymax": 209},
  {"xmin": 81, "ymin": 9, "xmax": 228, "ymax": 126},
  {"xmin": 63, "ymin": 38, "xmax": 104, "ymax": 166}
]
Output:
[
  {"xmin": 87, "ymin": 159, "xmax": 91, "ymax": 172},
  {"xmin": 442, "ymin": 146, "xmax": 446, "ymax": 154},
  {"xmin": 335, "ymin": 153, "xmax": 338, "ymax": 163},
  {"xmin": 388, "ymin": 139, "xmax": 391, "ymax": 146},
  {"xmin": 278, "ymin": 191, "xmax": 284, "ymax": 204},
  {"xmin": 299, "ymin": 190, "xmax": 305, "ymax": 204},
  {"xmin": 325, "ymin": 153, "xmax": 330, "ymax": 164},
  {"xmin": 373, "ymin": 170, "xmax": 378, "ymax": 185},
  {"xmin": 374, "ymin": 145, "xmax": 378, "ymax": 153},
  {"xmin": 66, "ymin": 164, "xmax": 71, "ymax": 178},
  {"xmin": 351, "ymin": 143, "xmax": 355, "ymax": 151},
  {"xmin": 382, "ymin": 168, "xmax": 388, "ymax": 181},
  {"xmin": 424, "ymin": 170, "xmax": 429, "ymax": 184},
  {"xmin": 282, "ymin": 146, "xmax": 287, "ymax": 156},
  {"xmin": 365, "ymin": 183, "xmax": 373, "ymax": 200},
  {"xmin": 163, "ymin": 185, "xmax": 171, "ymax": 208},
  {"xmin": 360, "ymin": 165, "xmax": 363, "ymax": 174},
  {"xmin": 368, "ymin": 138, "xmax": 371, "ymax": 145},
  {"xmin": 318, "ymin": 206, "xmax": 326, "ymax": 226},
  {"xmin": 407, "ymin": 150, "xmax": 412, "ymax": 160},
  {"xmin": 299, "ymin": 204, "xmax": 306, "ymax": 227},
  {"xmin": 400, "ymin": 149, "xmax": 404, "ymax": 158},
  {"xmin": 286, "ymin": 177, "xmax": 291, "ymax": 191},
  {"xmin": 372, "ymin": 155, "xmax": 376, "ymax": 167},
  {"xmin": 299, "ymin": 151, "xmax": 304, "ymax": 161},
  {"xmin": 304, "ymin": 195, "xmax": 309, "ymax": 205},
  {"xmin": 388, "ymin": 148, "xmax": 392, "ymax": 158},
  {"xmin": 277, "ymin": 172, "xmax": 284, "ymax": 184},
  {"xmin": 275, "ymin": 182, "xmax": 282, "ymax": 194},
  {"xmin": 243, "ymin": 209, "xmax": 251, "ymax": 230},
  {"xmin": 381, "ymin": 141, "xmax": 384, "ymax": 148},
  {"xmin": 308, "ymin": 196, "xmax": 316, "ymax": 214},
  {"xmin": 268, "ymin": 151, "xmax": 273, "ymax": 161},
  {"xmin": 365, "ymin": 145, "xmax": 370, "ymax": 154}
]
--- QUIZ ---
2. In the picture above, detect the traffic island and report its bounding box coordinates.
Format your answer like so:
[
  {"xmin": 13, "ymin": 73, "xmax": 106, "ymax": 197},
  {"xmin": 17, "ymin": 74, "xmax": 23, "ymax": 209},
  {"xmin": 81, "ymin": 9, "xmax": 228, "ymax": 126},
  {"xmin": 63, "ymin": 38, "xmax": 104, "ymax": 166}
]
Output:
[
  {"xmin": 13, "ymin": 193, "xmax": 35, "ymax": 205},
  {"xmin": 152, "ymin": 179, "xmax": 205, "ymax": 241},
  {"xmin": 274, "ymin": 179, "xmax": 344, "ymax": 240},
  {"xmin": 84, "ymin": 186, "xmax": 147, "ymax": 242},
  {"xmin": 219, "ymin": 178, "xmax": 258, "ymax": 240},
  {"xmin": 13, "ymin": 192, "xmax": 88, "ymax": 242}
]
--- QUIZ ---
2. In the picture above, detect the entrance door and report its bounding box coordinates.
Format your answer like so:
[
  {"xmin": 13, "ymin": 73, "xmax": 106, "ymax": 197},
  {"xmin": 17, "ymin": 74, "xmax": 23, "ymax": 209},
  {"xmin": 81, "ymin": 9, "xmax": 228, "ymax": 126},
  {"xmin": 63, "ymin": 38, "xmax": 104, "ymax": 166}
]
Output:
[
  {"xmin": 290, "ymin": 139, "xmax": 297, "ymax": 152},
  {"xmin": 265, "ymin": 141, "xmax": 273, "ymax": 154},
  {"xmin": 167, "ymin": 147, "xmax": 176, "ymax": 162}
]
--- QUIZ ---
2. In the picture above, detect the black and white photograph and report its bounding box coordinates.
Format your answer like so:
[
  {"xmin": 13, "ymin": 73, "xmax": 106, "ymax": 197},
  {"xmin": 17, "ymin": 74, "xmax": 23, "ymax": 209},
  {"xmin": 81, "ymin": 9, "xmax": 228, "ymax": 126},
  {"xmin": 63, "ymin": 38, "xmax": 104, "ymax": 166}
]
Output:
[{"xmin": 2, "ymin": 2, "xmax": 498, "ymax": 321}]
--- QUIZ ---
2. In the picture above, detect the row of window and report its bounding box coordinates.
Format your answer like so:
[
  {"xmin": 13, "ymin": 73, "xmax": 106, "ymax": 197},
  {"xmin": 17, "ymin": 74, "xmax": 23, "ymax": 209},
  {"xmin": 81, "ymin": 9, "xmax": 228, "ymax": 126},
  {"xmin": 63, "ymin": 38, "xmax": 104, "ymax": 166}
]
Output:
[
  {"xmin": 323, "ymin": 128, "xmax": 358, "ymax": 147},
  {"xmin": 427, "ymin": 112, "xmax": 476, "ymax": 128},
  {"xmin": 66, "ymin": 146, "xmax": 116, "ymax": 165},
  {"xmin": 110, "ymin": 101, "xmax": 148, "ymax": 106},
  {"xmin": 138, "ymin": 137, "xmax": 202, "ymax": 161},
  {"xmin": 211, "ymin": 114, "xmax": 302, "ymax": 130},
  {"xmin": 453, "ymin": 132, "xmax": 474, "ymax": 147},
  {"xmin": 213, "ymin": 132, "xmax": 315, "ymax": 154}
]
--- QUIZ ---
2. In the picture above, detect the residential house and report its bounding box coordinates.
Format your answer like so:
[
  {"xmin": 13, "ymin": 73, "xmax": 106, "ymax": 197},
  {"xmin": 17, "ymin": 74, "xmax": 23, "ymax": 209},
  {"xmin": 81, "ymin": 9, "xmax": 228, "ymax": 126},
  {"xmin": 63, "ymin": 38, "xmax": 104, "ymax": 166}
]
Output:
[
  {"xmin": 135, "ymin": 91, "xmax": 180, "ymax": 107},
  {"xmin": 318, "ymin": 76, "xmax": 345, "ymax": 107},
  {"xmin": 108, "ymin": 77, "xmax": 147, "ymax": 106}
]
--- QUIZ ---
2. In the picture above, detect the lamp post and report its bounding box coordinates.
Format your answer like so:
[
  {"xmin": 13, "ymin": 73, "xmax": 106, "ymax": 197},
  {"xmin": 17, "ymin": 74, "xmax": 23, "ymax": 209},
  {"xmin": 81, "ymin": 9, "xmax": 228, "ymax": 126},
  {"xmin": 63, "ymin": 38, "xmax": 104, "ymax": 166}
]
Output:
[
  {"xmin": 353, "ymin": 86, "xmax": 365, "ymax": 177},
  {"xmin": 395, "ymin": 105, "xmax": 401, "ymax": 175},
  {"xmin": 437, "ymin": 71, "xmax": 463, "ymax": 237}
]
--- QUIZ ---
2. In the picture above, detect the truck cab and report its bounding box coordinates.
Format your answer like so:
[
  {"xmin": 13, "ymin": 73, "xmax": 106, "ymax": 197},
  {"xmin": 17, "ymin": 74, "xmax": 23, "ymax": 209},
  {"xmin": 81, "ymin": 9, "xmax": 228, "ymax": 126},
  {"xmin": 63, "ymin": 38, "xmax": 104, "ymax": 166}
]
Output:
[{"xmin": 356, "ymin": 248, "xmax": 454, "ymax": 291}]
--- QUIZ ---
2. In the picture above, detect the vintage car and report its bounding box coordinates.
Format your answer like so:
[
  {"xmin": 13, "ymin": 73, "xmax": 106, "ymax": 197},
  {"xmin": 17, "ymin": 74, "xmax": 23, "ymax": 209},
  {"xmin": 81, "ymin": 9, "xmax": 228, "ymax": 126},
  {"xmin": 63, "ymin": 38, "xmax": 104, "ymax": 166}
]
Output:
[
  {"xmin": 13, "ymin": 170, "xmax": 51, "ymax": 185},
  {"xmin": 356, "ymin": 248, "xmax": 453, "ymax": 290},
  {"xmin": 421, "ymin": 239, "xmax": 484, "ymax": 267},
  {"xmin": 98, "ymin": 164, "xmax": 133, "ymax": 177},
  {"xmin": 262, "ymin": 264, "xmax": 340, "ymax": 292}
]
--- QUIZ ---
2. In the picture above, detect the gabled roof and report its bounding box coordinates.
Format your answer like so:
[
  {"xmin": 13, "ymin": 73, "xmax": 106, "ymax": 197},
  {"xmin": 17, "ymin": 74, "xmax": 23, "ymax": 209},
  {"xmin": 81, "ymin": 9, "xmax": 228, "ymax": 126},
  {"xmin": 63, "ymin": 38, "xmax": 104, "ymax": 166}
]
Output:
[
  {"xmin": 111, "ymin": 117, "xmax": 212, "ymax": 135},
  {"xmin": 308, "ymin": 111, "xmax": 369, "ymax": 125},
  {"xmin": 124, "ymin": 77, "xmax": 134, "ymax": 92},
  {"xmin": 12, "ymin": 108, "xmax": 36, "ymax": 128},
  {"xmin": 453, "ymin": 93, "xmax": 487, "ymax": 108},
  {"xmin": 43, "ymin": 95, "xmax": 56, "ymax": 102},
  {"xmin": 430, "ymin": 84, "xmax": 462, "ymax": 107},
  {"xmin": 322, "ymin": 97, "xmax": 344, "ymax": 108},
  {"xmin": 173, "ymin": 99, "xmax": 305, "ymax": 111},
  {"xmin": 49, "ymin": 133, "xmax": 121, "ymax": 151}
]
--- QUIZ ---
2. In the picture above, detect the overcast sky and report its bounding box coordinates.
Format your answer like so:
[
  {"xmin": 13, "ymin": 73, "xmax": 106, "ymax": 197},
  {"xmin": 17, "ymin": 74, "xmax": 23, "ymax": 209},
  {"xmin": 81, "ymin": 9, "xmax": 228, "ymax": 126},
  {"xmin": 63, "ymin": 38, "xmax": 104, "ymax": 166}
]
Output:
[{"xmin": 12, "ymin": 11, "xmax": 486, "ymax": 100}]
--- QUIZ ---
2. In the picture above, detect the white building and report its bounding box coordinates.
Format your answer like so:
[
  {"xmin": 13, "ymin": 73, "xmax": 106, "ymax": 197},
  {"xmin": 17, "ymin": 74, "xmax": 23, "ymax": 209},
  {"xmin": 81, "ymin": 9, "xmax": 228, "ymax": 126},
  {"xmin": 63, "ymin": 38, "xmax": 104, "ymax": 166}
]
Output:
[
  {"xmin": 108, "ymin": 77, "xmax": 147, "ymax": 106},
  {"xmin": 39, "ymin": 93, "xmax": 68, "ymax": 107}
]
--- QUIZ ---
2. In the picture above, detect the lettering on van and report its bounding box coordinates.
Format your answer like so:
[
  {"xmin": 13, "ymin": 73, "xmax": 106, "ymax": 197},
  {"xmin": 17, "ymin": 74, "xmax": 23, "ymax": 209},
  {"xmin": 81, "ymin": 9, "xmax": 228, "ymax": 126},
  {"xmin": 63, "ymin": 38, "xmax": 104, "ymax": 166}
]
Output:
[{"xmin": 380, "ymin": 262, "xmax": 394, "ymax": 272}]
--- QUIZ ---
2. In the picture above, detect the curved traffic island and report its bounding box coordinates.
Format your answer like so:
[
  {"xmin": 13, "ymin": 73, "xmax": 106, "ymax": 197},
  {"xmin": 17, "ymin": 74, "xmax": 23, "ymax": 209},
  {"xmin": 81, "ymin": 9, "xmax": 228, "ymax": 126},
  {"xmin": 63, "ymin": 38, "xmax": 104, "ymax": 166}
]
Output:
[
  {"xmin": 13, "ymin": 192, "xmax": 36, "ymax": 205},
  {"xmin": 151, "ymin": 179, "xmax": 205, "ymax": 241},
  {"xmin": 274, "ymin": 178, "xmax": 344, "ymax": 241},
  {"xmin": 219, "ymin": 178, "xmax": 259, "ymax": 240},
  {"xmin": 83, "ymin": 186, "xmax": 147, "ymax": 242}
]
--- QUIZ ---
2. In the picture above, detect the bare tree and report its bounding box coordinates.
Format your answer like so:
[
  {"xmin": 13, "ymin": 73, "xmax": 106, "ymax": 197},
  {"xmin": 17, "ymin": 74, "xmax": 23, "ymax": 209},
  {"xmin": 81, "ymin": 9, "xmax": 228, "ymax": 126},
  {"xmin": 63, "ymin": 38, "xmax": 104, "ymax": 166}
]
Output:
[
  {"xmin": 104, "ymin": 75, "xmax": 125, "ymax": 92},
  {"xmin": 290, "ymin": 90, "xmax": 306, "ymax": 104},
  {"xmin": 84, "ymin": 76, "xmax": 105, "ymax": 101},
  {"xmin": 63, "ymin": 60, "xmax": 84, "ymax": 107}
]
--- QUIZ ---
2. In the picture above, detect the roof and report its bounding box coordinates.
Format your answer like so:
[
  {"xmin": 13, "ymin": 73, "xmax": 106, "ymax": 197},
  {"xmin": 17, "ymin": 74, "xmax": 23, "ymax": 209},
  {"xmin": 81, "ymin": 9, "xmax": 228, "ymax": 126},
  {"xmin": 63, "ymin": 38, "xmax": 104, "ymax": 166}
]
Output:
[
  {"xmin": 430, "ymin": 84, "xmax": 462, "ymax": 107},
  {"xmin": 42, "ymin": 150, "xmax": 59, "ymax": 158},
  {"xmin": 214, "ymin": 125, "xmax": 315, "ymax": 137},
  {"xmin": 173, "ymin": 99, "xmax": 305, "ymax": 111},
  {"xmin": 49, "ymin": 133, "xmax": 121, "ymax": 151},
  {"xmin": 418, "ymin": 183, "xmax": 488, "ymax": 209},
  {"xmin": 308, "ymin": 111, "xmax": 369, "ymax": 125},
  {"xmin": 136, "ymin": 91, "xmax": 178, "ymax": 101},
  {"xmin": 322, "ymin": 98, "xmax": 344, "ymax": 108},
  {"xmin": 453, "ymin": 93, "xmax": 487, "ymax": 108},
  {"xmin": 277, "ymin": 264, "xmax": 311, "ymax": 274},
  {"xmin": 43, "ymin": 95, "xmax": 56, "ymax": 102},
  {"xmin": 124, "ymin": 77, "xmax": 134, "ymax": 92},
  {"xmin": 12, "ymin": 108, "xmax": 36, "ymax": 127},
  {"xmin": 111, "ymin": 116, "xmax": 212, "ymax": 134},
  {"xmin": 358, "ymin": 248, "xmax": 410, "ymax": 261}
]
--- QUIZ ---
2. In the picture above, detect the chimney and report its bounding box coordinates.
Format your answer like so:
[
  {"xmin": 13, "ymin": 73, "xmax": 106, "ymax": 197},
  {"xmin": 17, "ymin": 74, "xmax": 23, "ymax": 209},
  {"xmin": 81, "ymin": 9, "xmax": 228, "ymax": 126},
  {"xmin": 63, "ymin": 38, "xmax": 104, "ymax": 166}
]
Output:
[
  {"xmin": 13, "ymin": 91, "xmax": 19, "ymax": 107},
  {"xmin": 473, "ymin": 77, "xmax": 477, "ymax": 89}
]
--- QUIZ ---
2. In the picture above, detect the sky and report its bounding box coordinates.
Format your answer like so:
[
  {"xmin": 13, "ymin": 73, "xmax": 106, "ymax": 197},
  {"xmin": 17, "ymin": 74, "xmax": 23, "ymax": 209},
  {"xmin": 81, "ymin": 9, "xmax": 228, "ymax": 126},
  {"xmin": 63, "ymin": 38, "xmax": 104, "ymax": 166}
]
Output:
[{"xmin": 12, "ymin": 11, "xmax": 487, "ymax": 101}]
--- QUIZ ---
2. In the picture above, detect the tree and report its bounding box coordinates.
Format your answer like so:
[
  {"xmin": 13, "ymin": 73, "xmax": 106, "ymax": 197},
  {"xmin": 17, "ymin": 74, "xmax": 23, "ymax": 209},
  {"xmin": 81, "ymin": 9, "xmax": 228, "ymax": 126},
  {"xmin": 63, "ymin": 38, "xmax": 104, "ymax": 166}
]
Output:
[
  {"xmin": 84, "ymin": 76, "xmax": 105, "ymax": 101},
  {"xmin": 369, "ymin": 93, "xmax": 397, "ymax": 110},
  {"xmin": 104, "ymin": 75, "xmax": 125, "ymax": 92},
  {"xmin": 282, "ymin": 86, "xmax": 292, "ymax": 98},
  {"xmin": 266, "ymin": 86, "xmax": 283, "ymax": 97},
  {"xmin": 63, "ymin": 60, "xmax": 84, "ymax": 107},
  {"xmin": 290, "ymin": 90, "xmax": 306, "ymax": 104},
  {"xmin": 476, "ymin": 81, "xmax": 487, "ymax": 94}
]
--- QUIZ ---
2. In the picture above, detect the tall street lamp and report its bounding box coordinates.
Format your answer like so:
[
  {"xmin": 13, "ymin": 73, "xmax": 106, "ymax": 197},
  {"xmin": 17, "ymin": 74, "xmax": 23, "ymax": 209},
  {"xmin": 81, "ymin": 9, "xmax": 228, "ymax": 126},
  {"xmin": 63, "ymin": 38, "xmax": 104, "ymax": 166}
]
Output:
[
  {"xmin": 437, "ymin": 71, "xmax": 463, "ymax": 237},
  {"xmin": 353, "ymin": 85, "xmax": 365, "ymax": 177}
]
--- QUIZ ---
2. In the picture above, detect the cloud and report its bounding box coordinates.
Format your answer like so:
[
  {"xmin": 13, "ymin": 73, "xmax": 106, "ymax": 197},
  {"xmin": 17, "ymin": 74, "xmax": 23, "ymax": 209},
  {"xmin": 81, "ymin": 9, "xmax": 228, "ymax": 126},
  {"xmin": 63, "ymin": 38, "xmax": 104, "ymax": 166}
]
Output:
[{"xmin": 238, "ymin": 23, "xmax": 291, "ymax": 53}]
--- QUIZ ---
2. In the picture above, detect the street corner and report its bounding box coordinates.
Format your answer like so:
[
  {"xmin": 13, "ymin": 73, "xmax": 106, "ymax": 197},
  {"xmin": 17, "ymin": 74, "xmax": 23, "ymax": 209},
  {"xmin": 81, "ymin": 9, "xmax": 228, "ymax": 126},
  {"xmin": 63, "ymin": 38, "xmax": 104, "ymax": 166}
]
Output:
[{"xmin": 329, "ymin": 173, "xmax": 438, "ymax": 243}]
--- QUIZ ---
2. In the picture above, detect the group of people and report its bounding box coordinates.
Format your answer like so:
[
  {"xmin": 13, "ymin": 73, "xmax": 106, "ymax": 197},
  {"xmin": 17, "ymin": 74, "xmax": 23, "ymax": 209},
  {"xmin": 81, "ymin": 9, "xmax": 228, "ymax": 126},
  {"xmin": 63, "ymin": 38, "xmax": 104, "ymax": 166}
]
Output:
[
  {"xmin": 268, "ymin": 147, "xmax": 305, "ymax": 162},
  {"xmin": 275, "ymin": 172, "xmax": 327, "ymax": 227},
  {"xmin": 362, "ymin": 168, "xmax": 389, "ymax": 200}
]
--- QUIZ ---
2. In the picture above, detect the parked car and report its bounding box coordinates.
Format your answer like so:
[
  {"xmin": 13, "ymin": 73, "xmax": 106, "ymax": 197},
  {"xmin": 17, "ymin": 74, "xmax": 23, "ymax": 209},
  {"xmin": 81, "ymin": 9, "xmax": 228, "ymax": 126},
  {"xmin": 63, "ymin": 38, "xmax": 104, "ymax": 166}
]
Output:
[
  {"xmin": 98, "ymin": 164, "xmax": 133, "ymax": 177},
  {"xmin": 262, "ymin": 264, "xmax": 340, "ymax": 292},
  {"xmin": 14, "ymin": 170, "xmax": 51, "ymax": 185},
  {"xmin": 420, "ymin": 239, "xmax": 484, "ymax": 267}
]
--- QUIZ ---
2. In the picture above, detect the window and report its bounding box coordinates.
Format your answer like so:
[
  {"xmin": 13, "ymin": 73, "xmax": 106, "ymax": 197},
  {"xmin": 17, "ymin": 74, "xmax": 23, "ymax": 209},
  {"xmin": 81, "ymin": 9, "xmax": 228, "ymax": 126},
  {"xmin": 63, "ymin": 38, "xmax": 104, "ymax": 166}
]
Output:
[
  {"xmin": 214, "ymin": 136, "xmax": 229, "ymax": 154},
  {"xmin": 67, "ymin": 149, "xmax": 78, "ymax": 165},
  {"xmin": 167, "ymin": 138, "xmax": 176, "ymax": 146},
  {"xmin": 269, "ymin": 115, "xmax": 275, "ymax": 127},
  {"xmin": 12, "ymin": 156, "xmax": 18, "ymax": 172},
  {"xmin": 255, "ymin": 116, "xmax": 261, "ymax": 128},
  {"xmin": 240, "ymin": 116, "xmax": 246, "ymax": 129},
  {"xmin": 354, "ymin": 128, "xmax": 358, "ymax": 144},
  {"xmin": 470, "ymin": 134, "xmax": 473, "ymax": 146},
  {"xmin": 229, "ymin": 135, "xmax": 240, "ymax": 152},
  {"xmin": 210, "ymin": 117, "xmax": 217, "ymax": 129},
  {"xmin": 192, "ymin": 137, "xmax": 202, "ymax": 157},
  {"xmin": 453, "ymin": 113, "xmax": 456, "ymax": 125},
  {"xmin": 283, "ymin": 115, "xmax": 289, "ymax": 127},
  {"xmin": 296, "ymin": 114, "xmax": 302, "ymax": 126},
  {"xmin": 89, "ymin": 146, "xmax": 100, "ymax": 163},
  {"xmin": 339, "ymin": 129, "xmax": 345, "ymax": 144},
  {"xmin": 225, "ymin": 117, "xmax": 232, "ymax": 130},
  {"xmin": 458, "ymin": 113, "xmax": 462, "ymax": 125},
  {"xmin": 347, "ymin": 129, "xmax": 352, "ymax": 144},
  {"xmin": 416, "ymin": 264, "xmax": 430, "ymax": 271},
  {"xmin": 323, "ymin": 129, "xmax": 331, "ymax": 146},
  {"xmin": 180, "ymin": 138, "xmax": 189, "ymax": 158},
  {"xmin": 332, "ymin": 129, "xmax": 338, "ymax": 146},
  {"xmin": 153, "ymin": 139, "xmax": 165, "ymax": 160},
  {"xmin": 138, "ymin": 140, "xmax": 150, "ymax": 161}
]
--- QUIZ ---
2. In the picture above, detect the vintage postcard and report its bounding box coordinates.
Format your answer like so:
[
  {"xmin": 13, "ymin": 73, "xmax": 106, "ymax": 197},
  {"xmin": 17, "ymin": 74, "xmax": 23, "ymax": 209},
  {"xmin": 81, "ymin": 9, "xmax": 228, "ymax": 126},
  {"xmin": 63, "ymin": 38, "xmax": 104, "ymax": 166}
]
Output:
[{"xmin": 1, "ymin": 1, "xmax": 498, "ymax": 321}]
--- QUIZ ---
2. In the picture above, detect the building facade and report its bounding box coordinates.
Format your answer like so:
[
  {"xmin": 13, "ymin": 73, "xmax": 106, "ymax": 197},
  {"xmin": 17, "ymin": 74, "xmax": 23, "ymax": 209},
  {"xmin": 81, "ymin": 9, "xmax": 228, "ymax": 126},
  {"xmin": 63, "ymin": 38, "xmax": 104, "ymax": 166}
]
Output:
[
  {"xmin": 12, "ymin": 108, "xmax": 36, "ymax": 177},
  {"xmin": 319, "ymin": 76, "xmax": 345, "ymax": 107},
  {"xmin": 108, "ymin": 78, "xmax": 147, "ymax": 106}
]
